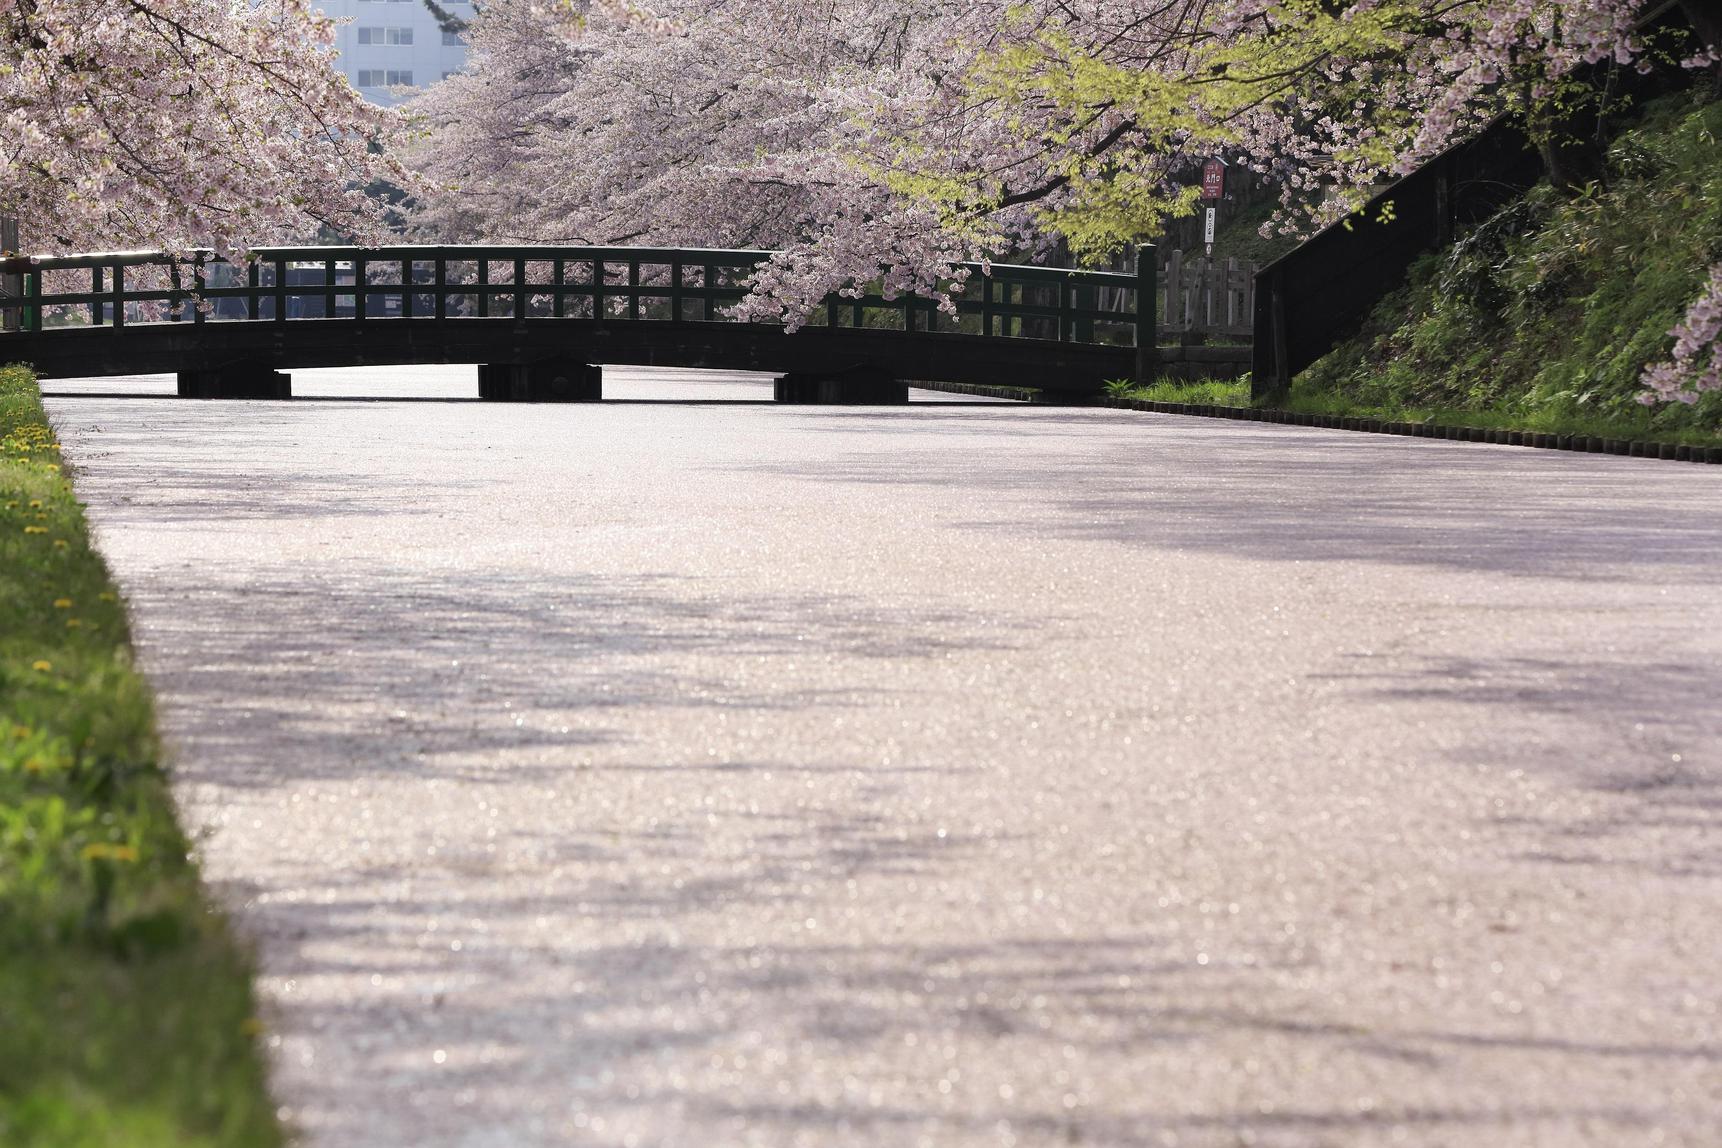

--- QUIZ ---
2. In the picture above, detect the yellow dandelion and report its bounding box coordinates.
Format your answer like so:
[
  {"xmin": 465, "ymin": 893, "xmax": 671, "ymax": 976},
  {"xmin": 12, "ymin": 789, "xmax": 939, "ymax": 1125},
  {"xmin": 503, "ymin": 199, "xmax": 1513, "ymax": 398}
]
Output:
[
  {"xmin": 65, "ymin": 618, "xmax": 82, "ymax": 629},
  {"xmin": 81, "ymin": 843, "xmax": 140, "ymax": 863},
  {"xmin": 27, "ymin": 500, "xmax": 42, "ymax": 509},
  {"xmin": 52, "ymin": 540, "xmax": 68, "ymax": 549},
  {"xmin": 23, "ymin": 525, "xmax": 46, "ymax": 534},
  {"xmin": 30, "ymin": 660, "xmax": 51, "ymax": 672},
  {"xmin": 53, "ymin": 598, "xmax": 72, "ymax": 609},
  {"xmin": 98, "ymin": 592, "xmax": 117, "ymax": 603}
]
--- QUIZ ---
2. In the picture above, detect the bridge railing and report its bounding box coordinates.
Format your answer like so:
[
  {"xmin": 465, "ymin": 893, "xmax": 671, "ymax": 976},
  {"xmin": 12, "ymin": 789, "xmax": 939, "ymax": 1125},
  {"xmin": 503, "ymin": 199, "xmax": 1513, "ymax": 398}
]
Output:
[{"xmin": 0, "ymin": 244, "xmax": 1154, "ymax": 351}]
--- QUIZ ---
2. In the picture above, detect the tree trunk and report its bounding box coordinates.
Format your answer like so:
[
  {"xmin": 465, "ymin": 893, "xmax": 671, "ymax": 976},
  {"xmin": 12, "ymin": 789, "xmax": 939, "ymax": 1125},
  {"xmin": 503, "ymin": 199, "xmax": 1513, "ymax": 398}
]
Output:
[{"xmin": 1526, "ymin": 85, "xmax": 1606, "ymax": 195}]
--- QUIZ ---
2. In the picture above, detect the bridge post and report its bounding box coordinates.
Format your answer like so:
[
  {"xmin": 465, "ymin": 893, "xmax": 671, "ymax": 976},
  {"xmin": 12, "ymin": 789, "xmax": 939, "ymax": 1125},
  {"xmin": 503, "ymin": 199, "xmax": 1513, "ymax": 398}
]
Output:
[
  {"xmin": 1250, "ymin": 267, "xmax": 1290, "ymax": 403},
  {"xmin": 0, "ymin": 216, "xmax": 19, "ymax": 333},
  {"xmin": 478, "ymin": 359, "xmax": 602, "ymax": 402},
  {"xmin": 1135, "ymin": 243, "xmax": 1158, "ymax": 387}
]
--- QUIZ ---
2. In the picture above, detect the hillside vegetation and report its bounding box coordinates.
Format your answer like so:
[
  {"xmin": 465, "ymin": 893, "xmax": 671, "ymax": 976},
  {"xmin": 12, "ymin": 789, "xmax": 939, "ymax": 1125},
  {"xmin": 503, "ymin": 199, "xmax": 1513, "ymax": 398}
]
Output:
[{"xmin": 1296, "ymin": 91, "xmax": 1722, "ymax": 443}]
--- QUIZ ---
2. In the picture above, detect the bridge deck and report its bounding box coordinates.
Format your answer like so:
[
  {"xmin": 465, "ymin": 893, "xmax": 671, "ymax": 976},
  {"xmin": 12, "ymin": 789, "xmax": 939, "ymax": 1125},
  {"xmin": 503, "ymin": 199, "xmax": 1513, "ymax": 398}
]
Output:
[{"xmin": 1, "ymin": 245, "xmax": 1157, "ymax": 393}]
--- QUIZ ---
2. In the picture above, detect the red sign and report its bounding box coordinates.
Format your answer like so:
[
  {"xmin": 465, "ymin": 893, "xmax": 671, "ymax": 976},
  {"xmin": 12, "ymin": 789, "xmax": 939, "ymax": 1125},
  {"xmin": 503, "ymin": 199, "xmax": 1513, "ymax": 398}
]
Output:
[{"xmin": 1201, "ymin": 159, "xmax": 1226, "ymax": 201}]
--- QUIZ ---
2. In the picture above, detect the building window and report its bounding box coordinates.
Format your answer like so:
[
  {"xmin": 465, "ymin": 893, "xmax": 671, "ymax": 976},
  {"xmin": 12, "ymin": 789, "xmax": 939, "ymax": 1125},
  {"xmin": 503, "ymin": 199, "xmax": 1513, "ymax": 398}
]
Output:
[
  {"xmin": 442, "ymin": 30, "xmax": 465, "ymax": 45},
  {"xmin": 357, "ymin": 26, "xmax": 414, "ymax": 45},
  {"xmin": 356, "ymin": 69, "xmax": 415, "ymax": 87}
]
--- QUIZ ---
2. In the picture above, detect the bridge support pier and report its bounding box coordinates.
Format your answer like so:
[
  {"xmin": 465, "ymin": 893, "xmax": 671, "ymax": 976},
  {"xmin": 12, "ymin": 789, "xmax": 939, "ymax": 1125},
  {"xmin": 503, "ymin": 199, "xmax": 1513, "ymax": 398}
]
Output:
[
  {"xmin": 478, "ymin": 360, "xmax": 602, "ymax": 402},
  {"xmin": 177, "ymin": 366, "xmax": 291, "ymax": 399},
  {"xmin": 773, "ymin": 366, "xmax": 907, "ymax": 404}
]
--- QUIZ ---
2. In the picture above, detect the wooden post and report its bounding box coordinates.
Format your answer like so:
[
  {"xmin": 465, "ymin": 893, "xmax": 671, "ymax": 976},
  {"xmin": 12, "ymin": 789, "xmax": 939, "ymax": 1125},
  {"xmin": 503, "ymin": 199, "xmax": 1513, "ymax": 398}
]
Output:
[
  {"xmin": 1057, "ymin": 272, "xmax": 1073, "ymax": 342},
  {"xmin": 1135, "ymin": 242, "xmax": 1157, "ymax": 386},
  {"xmin": 1433, "ymin": 154, "xmax": 1454, "ymax": 249},
  {"xmin": 514, "ymin": 256, "xmax": 526, "ymax": 318},
  {"xmin": 113, "ymin": 263, "xmax": 125, "ymax": 330},
  {"xmin": 25, "ymin": 262, "xmax": 40, "ymax": 333},
  {"xmin": 1164, "ymin": 248, "xmax": 1183, "ymax": 334},
  {"xmin": 192, "ymin": 255, "xmax": 205, "ymax": 325},
  {"xmin": 247, "ymin": 261, "xmax": 260, "ymax": 321},
  {"xmin": 90, "ymin": 266, "xmax": 102, "ymax": 326},
  {"xmin": 476, "ymin": 257, "xmax": 489, "ymax": 318},
  {"xmin": 354, "ymin": 256, "xmax": 368, "ymax": 321},
  {"xmin": 0, "ymin": 216, "xmax": 18, "ymax": 333},
  {"xmin": 1250, "ymin": 268, "xmax": 1289, "ymax": 402}
]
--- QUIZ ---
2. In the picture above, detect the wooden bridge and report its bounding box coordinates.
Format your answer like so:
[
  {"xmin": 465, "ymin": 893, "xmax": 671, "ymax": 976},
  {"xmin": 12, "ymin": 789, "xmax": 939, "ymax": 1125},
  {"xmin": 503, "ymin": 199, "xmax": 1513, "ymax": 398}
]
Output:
[{"xmin": 0, "ymin": 244, "xmax": 1174, "ymax": 402}]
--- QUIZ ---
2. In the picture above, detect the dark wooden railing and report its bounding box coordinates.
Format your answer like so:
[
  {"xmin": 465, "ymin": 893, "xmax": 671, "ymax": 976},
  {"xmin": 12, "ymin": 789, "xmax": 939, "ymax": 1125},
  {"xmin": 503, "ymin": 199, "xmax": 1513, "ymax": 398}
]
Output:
[{"xmin": 0, "ymin": 244, "xmax": 1156, "ymax": 357}]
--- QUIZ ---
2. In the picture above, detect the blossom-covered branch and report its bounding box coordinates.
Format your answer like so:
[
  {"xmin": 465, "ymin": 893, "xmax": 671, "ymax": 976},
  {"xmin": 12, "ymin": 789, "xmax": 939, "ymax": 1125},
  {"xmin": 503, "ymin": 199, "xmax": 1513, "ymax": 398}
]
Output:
[
  {"xmin": 1641, "ymin": 263, "xmax": 1722, "ymax": 405},
  {"xmin": 1, "ymin": 0, "xmax": 407, "ymax": 254},
  {"xmin": 406, "ymin": 0, "xmax": 1701, "ymax": 321}
]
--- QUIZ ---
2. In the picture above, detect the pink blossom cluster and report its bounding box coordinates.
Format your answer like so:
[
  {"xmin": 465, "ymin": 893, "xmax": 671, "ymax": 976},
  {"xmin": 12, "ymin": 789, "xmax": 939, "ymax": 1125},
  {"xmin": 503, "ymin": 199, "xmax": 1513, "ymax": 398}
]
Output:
[
  {"xmin": 1640, "ymin": 263, "xmax": 1722, "ymax": 405},
  {"xmin": 404, "ymin": 0, "xmax": 1696, "ymax": 321},
  {"xmin": 2, "ymin": 0, "xmax": 407, "ymax": 255}
]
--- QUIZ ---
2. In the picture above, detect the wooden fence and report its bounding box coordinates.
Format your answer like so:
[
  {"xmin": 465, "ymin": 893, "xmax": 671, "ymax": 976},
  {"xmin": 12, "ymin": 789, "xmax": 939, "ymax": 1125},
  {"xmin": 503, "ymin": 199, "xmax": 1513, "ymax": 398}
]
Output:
[
  {"xmin": 1159, "ymin": 250, "xmax": 1255, "ymax": 340},
  {"xmin": 1090, "ymin": 250, "xmax": 1256, "ymax": 342}
]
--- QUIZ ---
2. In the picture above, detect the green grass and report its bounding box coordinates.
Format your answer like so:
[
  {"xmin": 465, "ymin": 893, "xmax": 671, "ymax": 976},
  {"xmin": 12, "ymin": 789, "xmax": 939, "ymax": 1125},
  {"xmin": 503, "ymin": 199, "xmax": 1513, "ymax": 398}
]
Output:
[
  {"xmin": 0, "ymin": 364, "xmax": 281, "ymax": 1148},
  {"xmin": 1107, "ymin": 94, "xmax": 1722, "ymax": 448},
  {"xmin": 1294, "ymin": 91, "xmax": 1722, "ymax": 443},
  {"xmin": 1108, "ymin": 373, "xmax": 1722, "ymax": 446},
  {"xmin": 1109, "ymin": 376, "xmax": 1253, "ymax": 406}
]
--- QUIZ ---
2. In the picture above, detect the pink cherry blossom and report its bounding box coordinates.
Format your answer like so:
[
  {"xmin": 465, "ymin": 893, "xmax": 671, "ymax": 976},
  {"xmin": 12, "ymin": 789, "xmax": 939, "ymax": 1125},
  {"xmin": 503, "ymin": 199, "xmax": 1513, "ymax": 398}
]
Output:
[{"xmin": 2, "ymin": 0, "xmax": 407, "ymax": 256}]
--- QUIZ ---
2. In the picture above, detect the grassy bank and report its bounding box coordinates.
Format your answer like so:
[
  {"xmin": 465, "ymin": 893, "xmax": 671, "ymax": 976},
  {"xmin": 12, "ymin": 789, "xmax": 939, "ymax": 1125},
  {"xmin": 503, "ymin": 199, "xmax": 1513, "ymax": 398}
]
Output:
[
  {"xmin": 0, "ymin": 364, "xmax": 280, "ymax": 1147},
  {"xmin": 1110, "ymin": 374, "xmax": 1722, "ymax": 448},
  {"xmin": 1112, "ymin": 92, "xmax": 1722, "ymax": 447},
  {"xmin": 1295, "ymin": 91, "xmax": 1722, "ymax": 443}
]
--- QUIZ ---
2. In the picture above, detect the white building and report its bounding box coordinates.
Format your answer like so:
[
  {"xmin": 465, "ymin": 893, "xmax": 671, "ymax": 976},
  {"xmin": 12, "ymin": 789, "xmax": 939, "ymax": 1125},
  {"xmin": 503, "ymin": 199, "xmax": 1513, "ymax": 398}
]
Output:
[{"xmin": 319, "ymin": 0, "xmax": 473, "ymax": 106}]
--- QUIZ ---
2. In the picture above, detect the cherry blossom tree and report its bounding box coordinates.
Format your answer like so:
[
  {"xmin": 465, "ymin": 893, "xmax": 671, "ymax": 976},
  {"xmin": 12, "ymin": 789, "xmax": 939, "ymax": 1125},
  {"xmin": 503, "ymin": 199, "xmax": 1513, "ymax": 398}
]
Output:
[
  {"xmin": 411, "ymin": 1, "xmax": 1706, "ymax": 317},
  {"xmin": 405, "ymin": 0, "xmax": 1018, "ymax": 323},
  {"xmin": 0, "ymin": 0, "xmax": 405, "ymax": 255}
]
